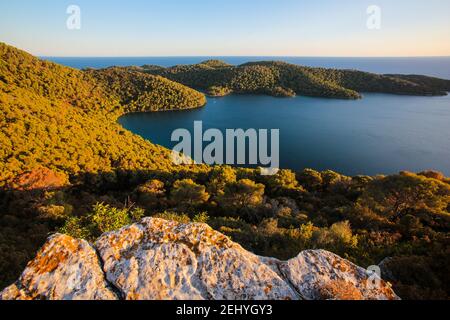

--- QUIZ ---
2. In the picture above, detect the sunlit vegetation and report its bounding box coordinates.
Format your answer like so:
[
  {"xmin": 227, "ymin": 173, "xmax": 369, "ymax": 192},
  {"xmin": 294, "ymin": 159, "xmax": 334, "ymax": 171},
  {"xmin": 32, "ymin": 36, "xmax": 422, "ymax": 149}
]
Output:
[
  {"xmin": 144, "ymin": 60, "xmax": 450, "ymax": 99},
  {"xmin": 3, "ymin": 166, "xmax": 448, "ymax": 299},
  {"xmin": 170, "ymin": 179, "xmax": 210, "ymax": 210},
  {"xmin": 0, "ymin": 43, "xmax": 449, "ymax": 300},
  {"xmin": 87, "ymin": 67, "xmax": 206, "ymax": 112},
  {"xmin": 206, "ymin": 85, "xmax": 233, "ymax": 97},
  {"xmin": 0, "ymin": 43, "xmax": 206, "ymax": 185},
  {"xmin": 59, "ymin": 203, "xmax": 144, "ymax": 239}
]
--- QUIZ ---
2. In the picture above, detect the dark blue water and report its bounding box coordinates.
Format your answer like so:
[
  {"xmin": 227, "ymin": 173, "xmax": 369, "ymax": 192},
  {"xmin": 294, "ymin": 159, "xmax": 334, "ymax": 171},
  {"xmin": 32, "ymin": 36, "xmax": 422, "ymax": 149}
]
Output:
[
  {"xmin": 119, "ymin": 94, "xmax": 450, "ymax": 176},
  {"xmin": 45, "ymin": 56, "xmax": 450, "ymax": 79},
  {"xmin": 46, "ymin": 56, "xmax": 450, "ymax": 175}
]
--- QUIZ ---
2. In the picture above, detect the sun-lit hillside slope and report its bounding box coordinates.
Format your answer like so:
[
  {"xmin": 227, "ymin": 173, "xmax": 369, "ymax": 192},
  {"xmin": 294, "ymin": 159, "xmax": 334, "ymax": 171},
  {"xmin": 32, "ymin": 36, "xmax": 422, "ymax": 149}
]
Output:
[{"xmin": 0, "ymin": 43, "xmax": 206, "ymax": 185}]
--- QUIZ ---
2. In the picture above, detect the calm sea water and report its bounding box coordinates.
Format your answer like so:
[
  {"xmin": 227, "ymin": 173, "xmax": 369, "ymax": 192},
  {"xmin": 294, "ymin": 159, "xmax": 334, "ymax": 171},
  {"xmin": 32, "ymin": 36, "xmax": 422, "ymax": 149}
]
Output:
[
  {"xmin": 119, "ymin": 94, "xmax": 450, "ymax": 176},
  {"xmin": 47, "ymin": 56, "xmax": 450, "ymax": 176},
  {"xmin": 45, "ymin": 56, "xmax": 450, "ymax": 79}
]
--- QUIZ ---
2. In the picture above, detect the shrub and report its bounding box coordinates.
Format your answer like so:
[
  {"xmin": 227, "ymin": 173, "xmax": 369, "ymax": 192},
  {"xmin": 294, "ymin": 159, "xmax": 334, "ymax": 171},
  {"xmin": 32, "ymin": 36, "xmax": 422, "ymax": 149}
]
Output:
[
  {"xmin": 90, "ymin": 203, "xmax": 144, "ymax": 234},
  {"xmin": 207, "ymin": 166, "xmax": 237, "ymax": 197},
  {"xmin": 297, "ymin": 169, "xmax": 323, "ymax": 191},
  {"xmin": 218, "ymin": 179, "xmax": 265, "ymax": 210},
  {"xmin": 58, "ymin": 217, "xmax": 91, "ymax": 240},
  {"xmin": 360, "ymin": 172, "xmax": 450, "ymax": 219},
  {"xmin": 153, "ymin": 211, "xmax": 191, "ymax": 224},
  {"xmin": 312, "ymin": 221, "xmax": 358, "ymax": 252},
  {"xmin": 36, "ymin": 204, "xmax": 72, "ymax": 221},
  {"xmin": 59, "ymin": 203, "xmax": 145, "ymax": 239},
  {"xmin": 418, "ymin": 170, "xmax": 445, "ymax": 181},
  {"xmin": 170, "ymin": 179, "xmax": 210, "ymax": 210},
  {"xmin": 266, "ymin": 169, "xmax": 304, "ymax": 195},
  {"xmin": 193, "ymin": 212, "xmax": 210, "ymax": 223},
  {"xmin": 136, "ymin": 179, "xmax": 166, "ymax": 208}
]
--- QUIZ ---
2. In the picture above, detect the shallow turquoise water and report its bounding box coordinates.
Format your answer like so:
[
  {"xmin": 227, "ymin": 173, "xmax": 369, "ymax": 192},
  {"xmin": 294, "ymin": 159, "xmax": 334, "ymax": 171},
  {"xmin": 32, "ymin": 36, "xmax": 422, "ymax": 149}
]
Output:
[{"xmin": 119, "ymin": 93, "xmax": 450, "ymax": 176}]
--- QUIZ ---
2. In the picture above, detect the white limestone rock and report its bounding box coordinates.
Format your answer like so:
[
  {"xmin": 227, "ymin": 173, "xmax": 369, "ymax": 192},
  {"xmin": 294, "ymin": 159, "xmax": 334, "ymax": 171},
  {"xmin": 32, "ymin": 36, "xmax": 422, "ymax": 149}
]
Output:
[
  {"xmin": 1, "ymin": 218, "xmax": 400, "ymax": 300},
  {"xmin": 0, "ymin": 234, "xmax": 118, "ymax": 300},
  {"xmin": 278, "ymin": 250, "xmax": 400, "ymax": 300},
  {"xmin": 94, "ymin": 218, "xmax": 297, "ymax": 300}
]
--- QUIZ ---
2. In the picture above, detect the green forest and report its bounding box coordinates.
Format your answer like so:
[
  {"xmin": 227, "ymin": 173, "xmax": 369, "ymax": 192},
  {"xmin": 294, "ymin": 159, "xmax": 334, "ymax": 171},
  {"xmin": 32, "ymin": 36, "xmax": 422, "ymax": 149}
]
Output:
[
  {"xmin": 144, "ymin": 59, "xmax": 450, "ymax": 98},
  {"xmin": 0, "ymin": 43, "xmax": 449, "ymax": 300}
]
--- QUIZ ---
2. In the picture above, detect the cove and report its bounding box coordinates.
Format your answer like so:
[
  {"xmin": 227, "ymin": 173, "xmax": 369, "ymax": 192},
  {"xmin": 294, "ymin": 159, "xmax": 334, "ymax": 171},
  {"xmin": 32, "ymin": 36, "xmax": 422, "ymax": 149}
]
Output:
[{"xmin": 118, "ymin": 93, "xmax": 450, "ymax": 176}]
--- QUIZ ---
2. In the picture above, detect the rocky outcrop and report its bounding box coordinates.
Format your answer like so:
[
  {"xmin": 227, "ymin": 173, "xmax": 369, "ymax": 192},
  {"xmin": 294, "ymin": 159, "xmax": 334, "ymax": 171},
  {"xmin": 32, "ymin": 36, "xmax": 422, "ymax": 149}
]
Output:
[
  {"xmin": 0, "ymin": 218, "xmax": 400, "ymax": 300},
  {"xmin": 0, "ymin": 234, "xmax": 117, "ymax": 300},
  {"xmin": 9, "ymin": 167, "xmax": 69, "ymax": 191}
]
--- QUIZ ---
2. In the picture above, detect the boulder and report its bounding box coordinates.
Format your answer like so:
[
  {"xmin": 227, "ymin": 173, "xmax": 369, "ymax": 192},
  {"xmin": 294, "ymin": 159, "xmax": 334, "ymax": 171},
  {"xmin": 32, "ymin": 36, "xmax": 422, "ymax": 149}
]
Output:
[
  {"xmin": 0, "ymin": 234, "xmax": 117, "ymax": 300},
  {"xmin": 1, "ymin": 218, "xmax": 400, "ymax": 300}
]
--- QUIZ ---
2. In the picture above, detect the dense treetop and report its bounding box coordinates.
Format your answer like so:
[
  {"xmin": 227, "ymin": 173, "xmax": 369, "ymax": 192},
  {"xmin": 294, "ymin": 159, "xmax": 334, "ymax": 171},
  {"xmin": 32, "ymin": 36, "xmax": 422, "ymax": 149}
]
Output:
[{"xmin": 87, "ymin": 67, "xmax": 206, "ymax": 113}]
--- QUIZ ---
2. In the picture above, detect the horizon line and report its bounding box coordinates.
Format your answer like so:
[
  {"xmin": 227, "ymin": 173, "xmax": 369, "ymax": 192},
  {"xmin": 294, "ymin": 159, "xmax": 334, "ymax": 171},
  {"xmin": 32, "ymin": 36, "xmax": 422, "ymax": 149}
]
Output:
[{"xmin": 40, "ymin": 55, "xmax": 450, "ymax": 59}]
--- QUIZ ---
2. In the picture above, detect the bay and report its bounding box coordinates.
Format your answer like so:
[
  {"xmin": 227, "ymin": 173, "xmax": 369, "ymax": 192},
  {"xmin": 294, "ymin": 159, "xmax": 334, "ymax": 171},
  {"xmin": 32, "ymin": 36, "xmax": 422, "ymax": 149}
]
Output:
[{"xmin": 119, "ymin": 93, "xmax": 450, "ymax": 176}]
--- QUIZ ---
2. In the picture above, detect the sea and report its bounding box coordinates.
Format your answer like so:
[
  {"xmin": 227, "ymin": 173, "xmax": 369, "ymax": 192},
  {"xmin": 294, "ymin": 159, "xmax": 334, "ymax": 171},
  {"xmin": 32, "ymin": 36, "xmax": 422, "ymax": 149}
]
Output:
[{"xmin": 45, "ymin": 56, "xmax": 450, "ymax": 176}]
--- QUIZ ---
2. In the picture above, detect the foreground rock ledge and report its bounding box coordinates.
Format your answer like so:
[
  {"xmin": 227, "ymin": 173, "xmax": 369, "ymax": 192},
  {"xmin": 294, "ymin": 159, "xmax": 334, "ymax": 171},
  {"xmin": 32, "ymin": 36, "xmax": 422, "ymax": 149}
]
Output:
[{"xmin": 0, "ymin": 218, "xmax": 399, "ymax": 300}]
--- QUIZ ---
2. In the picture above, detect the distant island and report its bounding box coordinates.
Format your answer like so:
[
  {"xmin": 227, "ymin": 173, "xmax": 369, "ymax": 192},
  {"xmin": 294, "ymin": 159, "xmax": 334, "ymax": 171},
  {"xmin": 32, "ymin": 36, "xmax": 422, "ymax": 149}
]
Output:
[
  {"xmin": 84, "ymin": 60, "xmax": 450, "ymax": 107},
  {"xmin": 136, "ymin": 59, "xmax": 450, "ymax": 99}
]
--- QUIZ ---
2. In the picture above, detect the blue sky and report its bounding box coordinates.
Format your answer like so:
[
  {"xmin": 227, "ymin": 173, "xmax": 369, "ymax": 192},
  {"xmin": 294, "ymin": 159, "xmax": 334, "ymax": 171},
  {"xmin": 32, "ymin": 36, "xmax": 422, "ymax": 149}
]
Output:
[{"xmin": 1, "ymin": 0, "xmax": 449, "ymax": 57}]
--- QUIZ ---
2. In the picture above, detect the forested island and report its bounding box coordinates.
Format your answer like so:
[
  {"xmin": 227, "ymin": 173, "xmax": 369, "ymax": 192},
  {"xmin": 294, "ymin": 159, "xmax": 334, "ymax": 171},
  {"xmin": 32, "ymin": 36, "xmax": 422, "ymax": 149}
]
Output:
[
  {"xmin": 141, "ymin": 59, "xmax": 450, "ymax": 98},
  {"xmin": 1, "ymin": 43, "xmax": 449, "ymax": 300}
]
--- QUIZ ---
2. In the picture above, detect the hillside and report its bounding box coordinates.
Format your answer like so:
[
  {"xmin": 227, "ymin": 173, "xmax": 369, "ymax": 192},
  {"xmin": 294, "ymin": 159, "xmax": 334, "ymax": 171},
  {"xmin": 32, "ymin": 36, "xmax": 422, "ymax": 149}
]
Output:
[
  {"xmin": 0, "ymin": 43, "xmax": 206, "ymax": 185},
  {"xmin": 86, "ymin": 67, "xmax": 206, "ymax": 113},
  {"xmin": 144, "ymin": 60, "xmax": 450, "ymax": 98}
]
